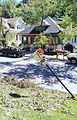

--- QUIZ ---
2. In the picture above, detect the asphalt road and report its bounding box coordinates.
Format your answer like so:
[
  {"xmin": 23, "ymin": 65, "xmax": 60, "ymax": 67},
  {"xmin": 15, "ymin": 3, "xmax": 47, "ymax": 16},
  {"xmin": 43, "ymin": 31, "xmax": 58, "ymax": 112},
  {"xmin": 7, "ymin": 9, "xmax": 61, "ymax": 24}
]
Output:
[{"xmin": 0, "ymin": 54, "xmax": 77, "ymax": 94}]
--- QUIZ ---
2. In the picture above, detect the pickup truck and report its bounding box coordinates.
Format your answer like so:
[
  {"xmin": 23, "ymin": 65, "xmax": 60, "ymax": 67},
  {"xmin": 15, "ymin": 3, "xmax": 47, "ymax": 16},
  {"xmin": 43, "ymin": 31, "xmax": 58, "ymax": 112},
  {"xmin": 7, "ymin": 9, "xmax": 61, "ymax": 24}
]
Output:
[{"xmin": 67, "ymin": 52, "xmax": 77, "ymax": 64}]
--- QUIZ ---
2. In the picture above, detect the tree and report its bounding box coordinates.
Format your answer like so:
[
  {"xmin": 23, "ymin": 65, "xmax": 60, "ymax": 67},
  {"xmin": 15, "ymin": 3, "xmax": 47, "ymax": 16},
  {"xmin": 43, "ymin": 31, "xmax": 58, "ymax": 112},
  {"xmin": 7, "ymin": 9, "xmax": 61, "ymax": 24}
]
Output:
[
  {"xmin": 15, "ymin": 3, "xmax": 33, "ymax": 22},
  {"xmin": 23, "ymin": 0, "xmax": 54, "ymax": 31},
  {"xmin": 2, "ymin": 0, "xmax": 16, "ymax": 18},
  {"xmin": 19, "ymin": 0, "xmax": 55, "ymax": 48},
  {"xmin": 0, "ymin": 0, "xmax": 2, "ymax": 16},
  {"xmin": 0, "ymin": 1, "xmax": 4, "ymax": 43},
  {"xmin": 57, "ymin": 0, "xmax": 77, "ymax": 43},
  {"xmin": 63, "ymin": 0, "xmax": 77, "ymax": 26},
  {"xmin": 5, "ymin": 31, "xmax": 16, "ymax": 46},
  {"xmin": 0, "ymin": 18, "xmax": 9, "ymax": 45},
  {"xmin": 0, "ymin": 0, "xmax": 18, "ymax": 46},
  {"xmin": 0, "ymin": 16, "xmax": 15, "ymax": 46},
  {"xmin": 34, "ymin": 32, "xmax": 48, "ymax": 48}
]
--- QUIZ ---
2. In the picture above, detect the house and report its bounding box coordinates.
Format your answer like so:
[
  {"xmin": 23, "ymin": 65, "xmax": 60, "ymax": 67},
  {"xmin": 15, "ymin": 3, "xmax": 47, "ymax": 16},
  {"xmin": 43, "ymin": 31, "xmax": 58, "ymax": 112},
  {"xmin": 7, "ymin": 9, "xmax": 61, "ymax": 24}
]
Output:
[
  {"xmin": 52, "ymin": 18, "xmax": 77, "ymax": 49},
  {"xmin": 0, "ymin": 17, "xmax": 26, "ymax": 46},
  {"xmin": 53, "ymin": 18, "xmax": 63, "ymax": 25},
  {"xmin": 6, "ymin": 17, "xmax": 26, "ymax": 45},
  {"xmin": 17, "ymin": 16, "xmax": 62, "ymax": 49},
  {"xmin": 54, "ymin": 18, "xmax": 77, "ymax": 48},
  {"xmin": 68, "ymin": 36, "xmax": 77, "ymax": 48}
]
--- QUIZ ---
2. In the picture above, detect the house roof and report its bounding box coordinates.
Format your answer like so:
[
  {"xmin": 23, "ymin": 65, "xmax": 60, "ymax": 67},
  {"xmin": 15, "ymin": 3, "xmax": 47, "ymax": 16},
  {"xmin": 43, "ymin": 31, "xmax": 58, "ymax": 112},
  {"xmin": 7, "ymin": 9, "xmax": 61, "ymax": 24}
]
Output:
[
  {"xmin": 45, "ymin": 17, "xmax": 61, "ymax": 33},
  {"xmin": 18, "ymin": 16, "xmax": 61, "ymax": 35},
  {"xmin": 7, "ymin": 17, "xmax": 25, "ymax": 25},
  {"xmin": 18, "ymin": 26, "xmax": 35, "ymax": 35},
  {"xmin": 53, "ymin": 18, "xmax": 63, "ymax": 24},
  {"xmin": 53, "ymin": 18, "xmax": 63, "ymax": 22},
  {"xmin": 7, "ymin": 18, "xmax": 19, "ymax": 24},
  {"xmin": 35, "ymin": 19, "xmax": 50, "ymax": 26},
  {"xmin": 45, "ymin": 25, "xmax": 60, "ymax": 34}
]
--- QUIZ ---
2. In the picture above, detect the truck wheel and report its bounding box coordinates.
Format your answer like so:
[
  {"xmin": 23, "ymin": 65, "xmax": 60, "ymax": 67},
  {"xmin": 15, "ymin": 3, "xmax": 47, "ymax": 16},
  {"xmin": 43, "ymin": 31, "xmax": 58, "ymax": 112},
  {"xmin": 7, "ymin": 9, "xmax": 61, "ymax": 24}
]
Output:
[
  {"xmin": 71, "ymin": 58, "xmax": 76, "ymax": 64},
  {"xmin": 0, "ymin": 52, "xmax": 3, "ymax": 55},
  {"xmin": 14, "ymin": 54, "xmax": 16, "ymax": 57}
]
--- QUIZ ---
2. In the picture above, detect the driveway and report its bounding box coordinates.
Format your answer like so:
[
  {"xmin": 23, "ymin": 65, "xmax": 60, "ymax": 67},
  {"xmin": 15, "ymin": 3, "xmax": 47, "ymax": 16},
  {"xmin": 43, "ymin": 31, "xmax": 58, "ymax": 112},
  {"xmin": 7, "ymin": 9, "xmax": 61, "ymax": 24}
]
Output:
[{"xmin": 0, "ymin": 54, "xmax": 77, "ymax": 94}]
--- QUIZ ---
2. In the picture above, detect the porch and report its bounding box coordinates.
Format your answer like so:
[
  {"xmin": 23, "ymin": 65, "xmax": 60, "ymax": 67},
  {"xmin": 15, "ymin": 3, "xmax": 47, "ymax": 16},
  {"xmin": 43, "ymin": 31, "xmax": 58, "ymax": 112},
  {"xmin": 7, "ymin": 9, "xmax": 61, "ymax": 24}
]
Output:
[{"xmin": 18, "ymin": 34, "xmax": 62, "ymax": 51}]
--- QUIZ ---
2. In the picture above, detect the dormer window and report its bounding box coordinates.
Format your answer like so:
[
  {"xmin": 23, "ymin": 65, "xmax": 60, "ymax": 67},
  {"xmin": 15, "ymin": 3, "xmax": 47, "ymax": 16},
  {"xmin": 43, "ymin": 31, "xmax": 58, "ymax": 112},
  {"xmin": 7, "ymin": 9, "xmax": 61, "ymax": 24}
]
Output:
[{"xmin": 17, "ymin": 25, "xmax": 21, "ymax": 29}]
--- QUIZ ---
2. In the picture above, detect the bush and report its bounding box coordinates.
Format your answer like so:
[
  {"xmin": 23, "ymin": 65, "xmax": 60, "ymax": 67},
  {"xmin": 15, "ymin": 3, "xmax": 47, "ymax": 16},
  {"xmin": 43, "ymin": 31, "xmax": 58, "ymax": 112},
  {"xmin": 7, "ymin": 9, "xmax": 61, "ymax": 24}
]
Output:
[
  {"xmin": 11, "ymin": 42, "xmax": 16, "ymax": 46},
  {"xmin": 2, "ymin": 75, "xmax": 37, "ymax": 89}
]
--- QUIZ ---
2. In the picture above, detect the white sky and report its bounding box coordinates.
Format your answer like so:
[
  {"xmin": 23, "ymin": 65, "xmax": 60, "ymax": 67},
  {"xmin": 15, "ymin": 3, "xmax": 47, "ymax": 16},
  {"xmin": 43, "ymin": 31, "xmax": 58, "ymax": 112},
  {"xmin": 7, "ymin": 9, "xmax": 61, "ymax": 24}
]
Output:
[{"xmin": 1, "ymin": 0, "xmax": 22, "ymax": 3}]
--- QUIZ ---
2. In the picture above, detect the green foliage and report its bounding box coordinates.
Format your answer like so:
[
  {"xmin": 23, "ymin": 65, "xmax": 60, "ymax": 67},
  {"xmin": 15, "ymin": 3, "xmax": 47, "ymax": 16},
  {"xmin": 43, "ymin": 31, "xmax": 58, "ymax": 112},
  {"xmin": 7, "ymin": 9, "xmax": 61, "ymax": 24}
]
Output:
[
  {"xmin": 2, "ymin": 0, "xmax": 16, "ymax": 18},
  {"xmin": 50, "ymin": 0, "xmax": 77, "ymax": 42},
  {"xmin": 0, "ymin": 23, "xmax": 16, "ymax": 46},
  {"xmin": 59, "ymin": 15, "xmax": 75, "ymax": 41},
  {"xmin": 0, "ymin": 1, "xmax": 2, "ymax": 39},
  {"xmin": 0, "ymin": 0, "xmax": 77, "ymax": 45},
  {"xmin": 22, "ymin": 0, "xmax": 54, "ymax": 25},
  {"xmin": 59, "ymin": 14, "xmax": 77, "ymax": 41},
  {"xmin": 6, "ymin": 31, "xmax": 16, "ymax": 45},
  {"xmin": 60, "ymin": 28, "xmax": 74, "ymax": 41},
  {"xmin": 0, "ymin": 18, "xmax": 15, "ymax": 46},
  {"xmin": 60, "ymin": 26, "xmax": 77, "ymax": 41},
  {"xmin": 71, "ymin": 1, "xmax": 77, "ymax": 25},
  {"xmin": 62, "ymin": 0, "xmax": 77, "ymax": 27},
  {"xmin": 15, "ymin": 3, "xmax": 25, "ymax": 20},
  {"xmin": 0, "ymin": 0, "xmax": 2, "ymax": 15},
  {"xmin": 11, "ymin": 42, "xmax": 16, "ymax": 46},
  {"xmin": 34, "ymin": 32, "xmax": 48, "ymax": 47}
]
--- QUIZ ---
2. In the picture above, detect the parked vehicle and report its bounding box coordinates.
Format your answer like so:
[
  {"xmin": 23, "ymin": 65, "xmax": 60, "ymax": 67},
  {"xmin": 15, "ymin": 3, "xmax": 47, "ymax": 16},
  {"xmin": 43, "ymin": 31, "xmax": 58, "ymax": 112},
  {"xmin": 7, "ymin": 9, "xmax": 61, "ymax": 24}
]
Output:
[
  {"xmin": 67, "ymin": 52, "xmax": 77, "ymax": 64},
  {"xmin": 0, "ymin": 46, "xmax": 25, "ymax": 57},
  {"xmin": 43, "ymin": 48, "xmax": 57, "ymax": 55},
  {"xmin": 64, "ymin": 43, "xmax": 73, "ymax": 52}
]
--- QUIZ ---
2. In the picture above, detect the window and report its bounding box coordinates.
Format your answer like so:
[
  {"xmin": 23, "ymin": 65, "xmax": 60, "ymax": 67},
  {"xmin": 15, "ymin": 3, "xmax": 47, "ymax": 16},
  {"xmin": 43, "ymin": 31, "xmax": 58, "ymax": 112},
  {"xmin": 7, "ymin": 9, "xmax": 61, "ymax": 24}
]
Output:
[
  {"xmin": 19, "ymin": 36, "xmax": 22, "ymax": 41},
  {"xmin": 31, "ymin": 37, "xmax": 34, "ymax": 44},
  {"xmin": 16, "ymin": 35, "xmax": 18, "ymax": 40},
  {"xmin": 74, "ymin": 36, "xmax": 76, "ymax": 43},
  {"xmin": 72, "ymin": 38, "xmax": 73, "ymax": 43},
  {"xmin": 17, "ymin": 25, "xmax": 21, "ymax": 29},
  {"xmin": 24, "ymin": 37, "xmax": 26, "ymax": 40}
]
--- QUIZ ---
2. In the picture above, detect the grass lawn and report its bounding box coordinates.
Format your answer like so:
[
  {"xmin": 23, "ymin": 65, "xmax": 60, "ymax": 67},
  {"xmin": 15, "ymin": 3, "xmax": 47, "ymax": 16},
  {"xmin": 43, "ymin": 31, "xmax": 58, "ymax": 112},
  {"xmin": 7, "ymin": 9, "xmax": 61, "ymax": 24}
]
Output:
[{"xmin": 0, "ymin": 75, "xmax": 77, "ymax": 120}]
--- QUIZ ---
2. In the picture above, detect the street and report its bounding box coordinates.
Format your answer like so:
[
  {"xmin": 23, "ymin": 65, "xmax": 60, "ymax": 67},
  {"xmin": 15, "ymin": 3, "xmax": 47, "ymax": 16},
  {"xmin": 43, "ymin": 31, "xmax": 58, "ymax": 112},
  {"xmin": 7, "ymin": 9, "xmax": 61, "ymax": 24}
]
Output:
[{"xmin": 0, "ymin": 54, "xmax": 77, "ymax": 94}]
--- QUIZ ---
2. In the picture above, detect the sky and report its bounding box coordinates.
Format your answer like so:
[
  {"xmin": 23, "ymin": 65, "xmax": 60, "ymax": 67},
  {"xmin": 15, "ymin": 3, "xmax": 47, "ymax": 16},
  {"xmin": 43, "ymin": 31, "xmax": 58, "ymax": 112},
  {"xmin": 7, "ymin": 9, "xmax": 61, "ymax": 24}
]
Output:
[
  {"xmin": 14, "ymin": 0, "xmax": 22, "ymax": 3},
  {"xmin": 1, "ymin": 0, "xmax": 22, "ymax": 3}
]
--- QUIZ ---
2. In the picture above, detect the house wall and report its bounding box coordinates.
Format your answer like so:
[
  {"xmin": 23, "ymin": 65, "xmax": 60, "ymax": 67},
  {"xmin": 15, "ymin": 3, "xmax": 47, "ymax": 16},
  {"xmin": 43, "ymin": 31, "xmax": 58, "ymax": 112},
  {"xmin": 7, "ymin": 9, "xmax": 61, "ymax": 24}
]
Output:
[
  {"xmin": 20, "ymin": 35, "xmax": 62, "ymax": 50},
  {"xmin": 1, "ymin": 18, "xmax": 27, "ymax": 46},
  {"xmin": 16, "ymin": 35, "xmax": 22, "ymax": 45},
  {"xmin": 48, "ymin": 36, "xmax": 62, "ymax": 49},
  {"xmin": 68, "ymin": 36, "xmax": 77, "ymax": 47},
  {"xmin": 15, "ymin": 18, "xmax": 25, "ymax": 30},
  {"xmin": 10, "ymin": 19, "xmax": 26, "ymax": 45}
]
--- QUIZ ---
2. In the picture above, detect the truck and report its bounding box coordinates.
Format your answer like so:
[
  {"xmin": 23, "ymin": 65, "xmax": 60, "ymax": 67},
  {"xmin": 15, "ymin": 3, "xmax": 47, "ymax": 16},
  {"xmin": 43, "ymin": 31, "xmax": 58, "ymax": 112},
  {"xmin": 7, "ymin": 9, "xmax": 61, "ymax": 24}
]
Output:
[{"xmin": 67, "ymin": 52, "xmax": 77, "ymax": 64}]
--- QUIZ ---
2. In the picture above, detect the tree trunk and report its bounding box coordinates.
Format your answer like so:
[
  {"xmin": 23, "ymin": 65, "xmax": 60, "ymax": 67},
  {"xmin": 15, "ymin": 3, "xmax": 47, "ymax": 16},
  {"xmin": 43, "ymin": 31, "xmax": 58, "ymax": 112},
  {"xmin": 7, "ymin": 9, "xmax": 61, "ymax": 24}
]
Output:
[{"xmin": 40, "ymin": 15, "xmax": 43, "ymax": 32}]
